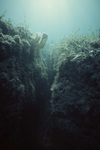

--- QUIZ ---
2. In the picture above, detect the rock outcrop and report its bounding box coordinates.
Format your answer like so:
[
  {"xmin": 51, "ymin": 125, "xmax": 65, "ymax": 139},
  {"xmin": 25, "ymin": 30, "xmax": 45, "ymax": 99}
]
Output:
[
  {"xmin": 0, "ymin": 17, "xmax": 100, "ymax": 150},
  {"xmin": 0, "ymin": 18, "xmax": 48, "ymax": 150},
  {"xmin": 49, "ymin": 35, "xmax": 100, "ymax": 150}
]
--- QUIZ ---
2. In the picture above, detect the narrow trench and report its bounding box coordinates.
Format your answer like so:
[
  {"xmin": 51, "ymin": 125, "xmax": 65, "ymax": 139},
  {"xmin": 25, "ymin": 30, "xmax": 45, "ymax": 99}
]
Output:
[
  {"xmin": 13, "ymin": 47, "xmax": 54, "ymax": 150},
  {"xmin": 0, "ymin": 18, "xmax": 55, "ymax": 150},
  {"xmin": 0, "ymin": 19, "xmax": 100, "ymax": 150}
]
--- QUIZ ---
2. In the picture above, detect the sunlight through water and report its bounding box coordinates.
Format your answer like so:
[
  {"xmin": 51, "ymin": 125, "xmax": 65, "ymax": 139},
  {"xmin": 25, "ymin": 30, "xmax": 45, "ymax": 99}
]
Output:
[{"xmin": 0, "ymin": 0, "xmax": 100, "ymax": 42}]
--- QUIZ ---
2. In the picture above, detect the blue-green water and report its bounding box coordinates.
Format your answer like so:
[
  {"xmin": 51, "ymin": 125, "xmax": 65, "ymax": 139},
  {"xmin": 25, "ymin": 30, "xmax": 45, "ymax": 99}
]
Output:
[
  {"xmin": 0, "ymin": 0, "xmax": 100, "ymax": 43},
  {"xmin": 0, "ymin": 1, "xmax": 100, "ymax": 150}
]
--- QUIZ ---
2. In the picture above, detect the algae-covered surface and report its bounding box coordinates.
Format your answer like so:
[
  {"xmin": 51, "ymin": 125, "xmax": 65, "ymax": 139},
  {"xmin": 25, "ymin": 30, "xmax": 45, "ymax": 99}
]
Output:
[
  {"xmin": 0, "ymin": 16, "xmax": 100, "ymax": 150},
  {"xmin": 49, "ymin": 30, "xmax": 100, "ymax": 150}
]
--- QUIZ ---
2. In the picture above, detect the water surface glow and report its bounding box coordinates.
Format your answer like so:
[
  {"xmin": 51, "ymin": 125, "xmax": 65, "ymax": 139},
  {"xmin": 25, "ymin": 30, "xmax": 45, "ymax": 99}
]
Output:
[{"xmin": 0, "ymin": 0, "xmax": 100, "ymax": 42}]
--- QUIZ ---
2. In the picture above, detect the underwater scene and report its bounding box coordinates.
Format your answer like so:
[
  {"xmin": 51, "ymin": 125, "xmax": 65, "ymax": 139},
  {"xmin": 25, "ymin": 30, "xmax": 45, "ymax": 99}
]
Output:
[{"xmin": 0, "ymin": 0, "xmax": 100, "ymax": 150}]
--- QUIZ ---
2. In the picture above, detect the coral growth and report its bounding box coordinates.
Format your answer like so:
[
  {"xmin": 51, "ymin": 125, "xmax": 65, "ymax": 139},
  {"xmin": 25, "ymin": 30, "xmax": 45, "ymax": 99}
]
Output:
[{"xmin": 32, "ymin": 32, "xmax": 48, "ymax": 50}]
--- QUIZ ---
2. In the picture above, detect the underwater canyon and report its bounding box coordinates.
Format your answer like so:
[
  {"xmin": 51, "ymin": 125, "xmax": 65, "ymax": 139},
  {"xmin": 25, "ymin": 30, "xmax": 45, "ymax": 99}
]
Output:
[{"xmin": 0, "ymin": 18, "xmax": 100, "ymax": 150}]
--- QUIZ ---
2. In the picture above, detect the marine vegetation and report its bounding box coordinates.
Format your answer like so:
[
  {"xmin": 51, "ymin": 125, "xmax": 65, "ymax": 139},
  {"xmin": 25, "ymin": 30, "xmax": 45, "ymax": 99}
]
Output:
[
  {"xmin": 0, "ymin": 10, "xmax": 7, "ymax": 20},
  {"xmin": 49, "ymin": 29, "xmax": 100, "ymax": 150},
  {"xmin": 50, "ymin": 29, "xmax": 100, "ymax": 72},
  {"xmin": 0, "ymin": 17, "xmax": 48, "ymax": 150},
  {"xmin": 0, "ymin": 16, "xmax": 100, "ymax": 150}
]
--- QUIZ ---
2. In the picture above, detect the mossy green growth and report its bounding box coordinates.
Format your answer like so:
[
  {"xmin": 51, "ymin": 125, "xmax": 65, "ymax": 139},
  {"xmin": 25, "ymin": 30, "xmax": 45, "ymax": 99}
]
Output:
[
  {"xmin": 0, "ymin": 10, "xmax": 7, "ymax": 20},
  {"xmin": 50, "ymin": 29, "xmax": 100, "ymax": 72}
]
